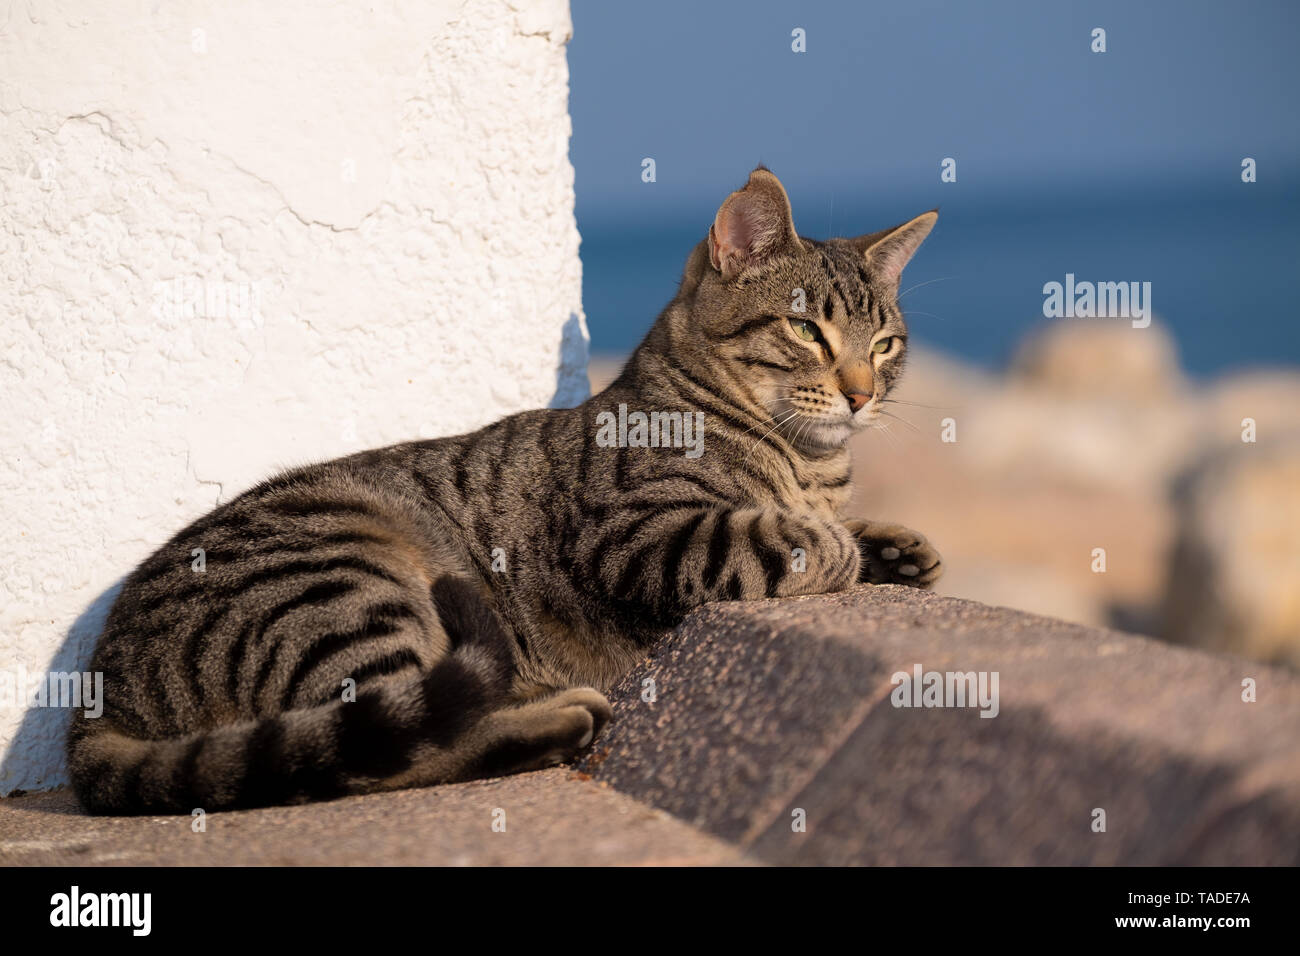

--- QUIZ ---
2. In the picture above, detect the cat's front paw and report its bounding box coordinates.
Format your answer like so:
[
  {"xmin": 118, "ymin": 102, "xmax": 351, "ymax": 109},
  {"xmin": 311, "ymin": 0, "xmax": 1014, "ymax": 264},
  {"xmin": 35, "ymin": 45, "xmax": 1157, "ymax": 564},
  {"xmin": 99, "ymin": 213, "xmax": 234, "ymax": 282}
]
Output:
[{"xmin": 844, "ymin": 519, "xmax": 943, "ymax": 589}]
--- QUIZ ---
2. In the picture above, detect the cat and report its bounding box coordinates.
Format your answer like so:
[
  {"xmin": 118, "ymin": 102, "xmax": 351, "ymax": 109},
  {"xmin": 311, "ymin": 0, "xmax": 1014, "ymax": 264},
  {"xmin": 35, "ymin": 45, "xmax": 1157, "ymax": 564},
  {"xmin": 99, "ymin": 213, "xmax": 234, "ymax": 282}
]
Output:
[{"xmin": 68, "ymin": 167, "xmax": 942, "ymax": 814}]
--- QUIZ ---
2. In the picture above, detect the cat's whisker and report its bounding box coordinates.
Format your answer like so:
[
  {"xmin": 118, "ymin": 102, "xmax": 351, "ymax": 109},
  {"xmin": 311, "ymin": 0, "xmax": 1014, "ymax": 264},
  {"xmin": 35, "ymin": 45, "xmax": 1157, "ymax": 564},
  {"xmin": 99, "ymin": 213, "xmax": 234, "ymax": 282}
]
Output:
[
  {"xmin": 869, "ymin": 419, "xmax": 901, "ymax": 452},
  {"xmin": 878, "ymin": 408, "xmax": 922, "ymax": 435},
  {"xmin": 735, "ymin": 407, "xmax": 799, "ymax": 442},
  {"xmin": 785, "ymin": 417, "xmax": 803, "ymax": 451},
  {"xmin": 880, "ymin": 398, "xmax": 958, "ymax": 410},
  {"xmin": 743, "ymin": 409, "xmax": 799, "ymax": 463},
  {"xmin": 898, "ymin": 275, "xmax": 956, "ymax": 300},
  {"xmin": 792, "ymin": 415, "xmax": 814, "ymax": 451}
]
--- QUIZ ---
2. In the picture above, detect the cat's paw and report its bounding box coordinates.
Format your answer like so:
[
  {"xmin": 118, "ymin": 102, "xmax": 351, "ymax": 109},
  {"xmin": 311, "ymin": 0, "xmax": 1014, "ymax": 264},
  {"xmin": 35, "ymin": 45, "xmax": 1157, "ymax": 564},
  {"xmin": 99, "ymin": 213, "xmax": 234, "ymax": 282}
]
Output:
[
  {"xmin": 537, "ymin": 687, "xmax": 613, "ymax": 750},
  {"xmin": 476, "ymin": 687, "xmax": 613, "ymax": 776},
  {"xmin": 844, "ymin": 519, "xmax": 943, "ymax": 589}
]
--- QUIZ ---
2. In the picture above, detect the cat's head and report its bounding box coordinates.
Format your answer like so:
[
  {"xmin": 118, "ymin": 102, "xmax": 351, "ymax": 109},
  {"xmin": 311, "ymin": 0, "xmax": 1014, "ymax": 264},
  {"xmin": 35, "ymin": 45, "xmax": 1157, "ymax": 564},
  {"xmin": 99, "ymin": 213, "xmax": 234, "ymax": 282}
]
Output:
[{"xmin": 678, "ymin": 166, "xmax": 936, "ymax": 454}]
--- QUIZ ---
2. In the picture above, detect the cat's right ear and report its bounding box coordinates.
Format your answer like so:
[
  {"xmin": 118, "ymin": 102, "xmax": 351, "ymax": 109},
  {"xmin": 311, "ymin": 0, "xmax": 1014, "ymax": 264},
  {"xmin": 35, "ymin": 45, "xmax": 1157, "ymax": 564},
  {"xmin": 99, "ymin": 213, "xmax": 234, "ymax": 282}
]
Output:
[
  {"xmin": 708, "ymin": 167, "xmax": 800, "ymax": 280},
  {"xmin": 853, "ymin": 209, "xmax": 938, "ymax": 289}
]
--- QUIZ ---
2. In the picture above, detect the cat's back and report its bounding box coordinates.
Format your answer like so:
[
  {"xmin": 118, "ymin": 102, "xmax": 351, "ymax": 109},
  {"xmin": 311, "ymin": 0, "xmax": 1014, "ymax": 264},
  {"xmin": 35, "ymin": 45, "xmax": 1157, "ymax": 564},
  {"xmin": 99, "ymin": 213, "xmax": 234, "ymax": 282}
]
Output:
[{"xmin": 89, "ymin": 455, "xmax": 464, "ymax": 736}]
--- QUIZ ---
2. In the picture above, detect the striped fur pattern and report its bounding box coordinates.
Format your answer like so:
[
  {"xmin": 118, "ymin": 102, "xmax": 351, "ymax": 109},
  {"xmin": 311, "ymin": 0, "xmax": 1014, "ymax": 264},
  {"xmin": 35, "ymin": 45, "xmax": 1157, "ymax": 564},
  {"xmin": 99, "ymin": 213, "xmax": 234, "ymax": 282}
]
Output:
[{"xmin": 69, "ymin": 167, "xmax": 941, "ymax": 814}]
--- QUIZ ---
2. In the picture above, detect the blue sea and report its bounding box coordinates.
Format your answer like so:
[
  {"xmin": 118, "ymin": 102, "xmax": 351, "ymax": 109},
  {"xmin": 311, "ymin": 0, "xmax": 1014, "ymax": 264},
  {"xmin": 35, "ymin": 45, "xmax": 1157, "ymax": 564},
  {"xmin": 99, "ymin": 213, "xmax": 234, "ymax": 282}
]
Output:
[{"xmin": 577, "ymin": 179, "xmax": 1299, "ymax": 378}]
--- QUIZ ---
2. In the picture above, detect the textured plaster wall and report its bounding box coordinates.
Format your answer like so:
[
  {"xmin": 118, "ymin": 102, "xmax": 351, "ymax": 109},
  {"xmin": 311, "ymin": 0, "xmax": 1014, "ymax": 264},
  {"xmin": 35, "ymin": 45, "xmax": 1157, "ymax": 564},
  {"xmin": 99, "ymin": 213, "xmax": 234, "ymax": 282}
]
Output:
[{"xmin": 0, "ymin": 0, "xmax": 587, "ymax": 793}]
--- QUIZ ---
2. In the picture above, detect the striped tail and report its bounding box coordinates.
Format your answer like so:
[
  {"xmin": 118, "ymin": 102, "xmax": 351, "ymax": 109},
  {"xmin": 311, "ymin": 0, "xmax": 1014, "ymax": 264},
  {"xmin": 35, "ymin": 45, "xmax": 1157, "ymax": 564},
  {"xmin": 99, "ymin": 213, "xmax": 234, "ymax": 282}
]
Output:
[{"xmin": 68, "ymin": 575, "xmax": 515, "ymax": 815}]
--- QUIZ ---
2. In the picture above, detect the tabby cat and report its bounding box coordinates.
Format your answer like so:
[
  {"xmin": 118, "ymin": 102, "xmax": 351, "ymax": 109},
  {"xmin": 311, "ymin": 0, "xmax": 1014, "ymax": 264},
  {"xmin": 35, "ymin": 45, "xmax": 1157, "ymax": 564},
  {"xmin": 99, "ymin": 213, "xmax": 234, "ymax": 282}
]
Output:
[{"xmin": 69, "ymin": 167, "xmax": 942, "ymax": 814}]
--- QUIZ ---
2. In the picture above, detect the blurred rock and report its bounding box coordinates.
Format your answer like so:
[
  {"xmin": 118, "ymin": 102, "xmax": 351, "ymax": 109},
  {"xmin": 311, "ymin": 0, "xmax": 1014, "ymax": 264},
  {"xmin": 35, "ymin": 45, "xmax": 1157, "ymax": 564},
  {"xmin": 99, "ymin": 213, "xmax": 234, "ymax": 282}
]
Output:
[
  {"xmin": 1161, "ymin": 436, "xmax": 1300, "ymax": 668},
  {"xmin": 1202, "ymin": 371, "xmax": 1300, "ymax": 453},
  {"xmin": 968, "ymin": 320, "xmax": 1195, "ymax": 491},
  {"xmin": 1009, "ymin": 318, "xmax": 1185, "ymax": 403},
  {"xmin": 964, "ymin": 387, "xmax": 1196, "ymax": 491}
]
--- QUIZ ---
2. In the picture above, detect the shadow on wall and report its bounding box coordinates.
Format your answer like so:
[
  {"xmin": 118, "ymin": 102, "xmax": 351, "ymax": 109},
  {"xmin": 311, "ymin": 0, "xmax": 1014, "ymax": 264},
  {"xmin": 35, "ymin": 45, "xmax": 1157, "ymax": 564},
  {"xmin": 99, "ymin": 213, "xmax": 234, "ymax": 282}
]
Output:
[
  {"xmin": 1, "ymin": 313, "xmax": 593, "ymax": 796},
  {"xmin": 1, "ymin": 581, "xmax": 122, "ymax": 796}
]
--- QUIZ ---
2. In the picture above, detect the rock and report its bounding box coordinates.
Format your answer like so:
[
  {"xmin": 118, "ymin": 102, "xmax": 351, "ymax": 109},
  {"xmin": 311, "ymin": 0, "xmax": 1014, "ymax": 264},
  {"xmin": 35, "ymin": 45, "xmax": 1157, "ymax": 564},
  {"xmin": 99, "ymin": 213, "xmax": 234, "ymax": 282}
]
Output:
[
  {"xmin": 1160, "ymin": 435, "xmax": 1300, "ymax": 668},
  {"xmin": 0, "ymin": 769, "xmax": 742, "ymax": 866},
  {"xmin": 963, "ymin": 387, "xmax": 1195, "ymax": 492},
  {"xmin": 955, "ymin": 320, "xmax": 1194, "ymax": 491},
  {"xmin": 1202, "ymin": 372, "xmax": 1300, "ymax": 454},
  {"xmin": 581, "ymin": 586, "xmax": 1300, "ymax": 865},
  {"xmin": 1009, "ymin": 318, "xmax": 1185, "ymax": 404}
]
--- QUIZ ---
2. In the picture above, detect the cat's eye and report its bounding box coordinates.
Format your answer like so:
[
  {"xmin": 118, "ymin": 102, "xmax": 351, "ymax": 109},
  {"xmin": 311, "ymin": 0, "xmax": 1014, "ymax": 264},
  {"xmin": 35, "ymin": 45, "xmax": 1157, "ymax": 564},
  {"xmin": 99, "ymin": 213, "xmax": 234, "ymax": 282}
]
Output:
[
  {"xmin": 872, "ymin": 336, "xmax": 897, "ymax": 355},
  {"xmin": 789, "ymin": 319, "xmax": 818, "ymax": 342}
]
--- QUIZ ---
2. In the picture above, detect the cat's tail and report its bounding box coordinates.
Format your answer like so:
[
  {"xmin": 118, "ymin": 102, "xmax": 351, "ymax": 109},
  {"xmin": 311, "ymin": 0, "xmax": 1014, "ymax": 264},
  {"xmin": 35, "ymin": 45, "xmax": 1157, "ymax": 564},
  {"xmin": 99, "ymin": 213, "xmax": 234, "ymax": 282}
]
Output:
[{"xmin": 67, "ymin": 575, "xmax": 516, "ymax": 815}]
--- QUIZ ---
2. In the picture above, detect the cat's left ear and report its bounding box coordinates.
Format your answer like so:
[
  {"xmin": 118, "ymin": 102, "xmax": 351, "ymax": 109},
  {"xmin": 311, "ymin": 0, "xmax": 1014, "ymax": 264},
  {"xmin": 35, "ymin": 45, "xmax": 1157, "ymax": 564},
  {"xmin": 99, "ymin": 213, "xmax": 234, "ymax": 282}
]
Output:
[
  {"xmin": 853, "ymin": 209, "xmax": 938, "ymax": 288},
  {"xmin": 709, "ymin": 167, "xmax": 801, "ymax": 280}
]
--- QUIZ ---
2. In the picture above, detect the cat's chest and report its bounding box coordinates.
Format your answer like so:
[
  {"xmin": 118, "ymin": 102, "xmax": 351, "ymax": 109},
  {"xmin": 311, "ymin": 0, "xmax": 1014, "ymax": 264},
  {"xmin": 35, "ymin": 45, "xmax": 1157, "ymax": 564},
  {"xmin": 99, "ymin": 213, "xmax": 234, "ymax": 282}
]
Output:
[
  {"xmin": 789, "ymin": 480, "xmax": 851, "ymax": 519},
  {"xmin": 764, "ymin": 454, "xmax": 853, "ymax": 519}
]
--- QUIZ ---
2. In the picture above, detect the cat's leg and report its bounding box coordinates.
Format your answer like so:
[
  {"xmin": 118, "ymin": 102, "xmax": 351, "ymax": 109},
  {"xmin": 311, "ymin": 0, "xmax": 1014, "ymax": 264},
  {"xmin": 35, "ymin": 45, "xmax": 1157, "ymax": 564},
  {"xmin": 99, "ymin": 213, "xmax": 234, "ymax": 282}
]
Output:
[
  {"xmin": 378, "ymin": 687, "xmax": 612, "ymax": 790},
  {"xmin": 463, "ymin": 676, "xmax": 614, "ymax": 776},
  {"xmin": 464, "ymin": 687, "xmax": 612, "ymax": 775},
  {"xmin": 843, "ymin": 518, "xmax": 943, "ymax": 588},
  {"xmin": 584, "ymin": 504, "xmax": 862, "ymax": 615},
  {"xmin": 377, "ymin": 581, "xmax": 612, "ymax": 789}
]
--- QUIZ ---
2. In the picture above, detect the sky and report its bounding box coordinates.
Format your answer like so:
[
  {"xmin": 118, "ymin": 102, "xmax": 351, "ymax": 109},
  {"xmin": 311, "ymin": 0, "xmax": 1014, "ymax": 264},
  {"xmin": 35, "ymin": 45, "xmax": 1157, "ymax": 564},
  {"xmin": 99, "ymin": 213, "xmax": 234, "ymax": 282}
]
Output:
[
  {"xmin": 565, "ymin": 0, "xmax": 1300, "ymax": 372},
  {"xmin": 569, "ymin": 0, "xmax": 1300, "ymax": 216}
]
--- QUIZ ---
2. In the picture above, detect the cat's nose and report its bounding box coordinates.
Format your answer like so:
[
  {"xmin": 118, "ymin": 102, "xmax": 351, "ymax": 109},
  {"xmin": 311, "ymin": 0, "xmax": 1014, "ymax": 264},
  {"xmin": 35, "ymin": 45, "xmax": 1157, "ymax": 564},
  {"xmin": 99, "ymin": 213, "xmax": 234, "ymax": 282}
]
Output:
[{"xmin": 843, "ymin": 390, "xmax": 872, "ymax": 413}]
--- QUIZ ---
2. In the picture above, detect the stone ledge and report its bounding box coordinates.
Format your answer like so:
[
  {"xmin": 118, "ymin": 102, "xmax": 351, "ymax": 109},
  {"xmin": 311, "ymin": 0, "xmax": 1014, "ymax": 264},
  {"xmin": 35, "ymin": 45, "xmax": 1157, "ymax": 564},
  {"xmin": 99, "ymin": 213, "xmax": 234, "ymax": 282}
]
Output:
[
  {"xmin": 0, "ymin": 769, "xmax": 741, "ymax": 867},
  {"xmin": 579, "ymin": 585, "xmax": 1300, "ymax": 865}
]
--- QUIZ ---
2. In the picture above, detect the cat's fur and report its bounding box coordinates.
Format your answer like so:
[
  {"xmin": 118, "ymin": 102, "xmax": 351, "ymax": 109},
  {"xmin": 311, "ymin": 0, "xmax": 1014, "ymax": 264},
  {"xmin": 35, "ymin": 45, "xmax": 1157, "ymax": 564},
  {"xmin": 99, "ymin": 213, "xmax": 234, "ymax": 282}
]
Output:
[{"xmin": 68, "ymin": 168, "xmax": 942, "ymax": 814}]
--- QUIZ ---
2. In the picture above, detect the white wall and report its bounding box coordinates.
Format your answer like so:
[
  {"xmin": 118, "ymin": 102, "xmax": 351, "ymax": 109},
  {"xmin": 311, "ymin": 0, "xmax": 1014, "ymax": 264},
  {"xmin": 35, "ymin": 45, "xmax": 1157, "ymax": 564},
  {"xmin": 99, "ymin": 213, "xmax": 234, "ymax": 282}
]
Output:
[{"xmin": 0, "ymin": 0, "xmax": 586, "ymax": 793}]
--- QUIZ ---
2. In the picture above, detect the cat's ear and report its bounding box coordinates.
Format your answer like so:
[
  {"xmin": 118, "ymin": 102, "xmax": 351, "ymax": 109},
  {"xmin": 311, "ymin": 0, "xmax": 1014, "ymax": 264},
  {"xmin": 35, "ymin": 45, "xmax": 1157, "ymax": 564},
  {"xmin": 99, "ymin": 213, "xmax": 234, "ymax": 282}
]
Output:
[
  {"xmin": 708, "ymin": 167, "xmax": 800, "ymax": 280},
  {"xmin": 854, "ymin": 210, "xmax": 938, "ymax": 288}
]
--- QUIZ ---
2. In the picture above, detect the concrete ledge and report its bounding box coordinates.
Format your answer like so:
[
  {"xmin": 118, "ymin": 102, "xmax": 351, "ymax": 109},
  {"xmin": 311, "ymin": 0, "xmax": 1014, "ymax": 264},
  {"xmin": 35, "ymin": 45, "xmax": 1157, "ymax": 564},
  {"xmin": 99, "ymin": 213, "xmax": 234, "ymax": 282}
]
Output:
[
  {"xmin": 579, "ymin": 586, "xmax": 1300, "ymax": 865},
  {"xmin": 2, "ymin": 586, "xmax": 1295, "ymax": 865},
  {"xmin": 0, "ymin": 769, "xmax": 740, "ymax": 867}
]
